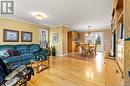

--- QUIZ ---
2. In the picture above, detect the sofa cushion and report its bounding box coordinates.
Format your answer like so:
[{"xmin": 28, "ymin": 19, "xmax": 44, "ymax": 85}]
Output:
[
  {"xmin": 17, "ymin": 49, "xmax": 29, "ymax": 55},
  {"xmin": 0, "ymin": 45, "xmax": 15, "ymax": 51},
  {"xmin": 3, "ymin": 56, "xmax": 22, "ymax": 63},
  {"xmin": 0, "ymin": 50, "xmax": 10, "ymax": 59},
  {"xmin": 16, "ymin": 45, "xmax": 29, "ymax": 55},
  {"xmin": 22, "ymin": 60, "xmax": 30, "ymax": 65},
  {"xmin": 7, "ymin": 62, "xmax": 22, "ymax": 69},
  {"xmin": 29, "ymin": 44, "xmax": 40, "ymax": 53},
  {"xmin": 20, "ymin": 54, "xmax": 32, "ymax": 60}
]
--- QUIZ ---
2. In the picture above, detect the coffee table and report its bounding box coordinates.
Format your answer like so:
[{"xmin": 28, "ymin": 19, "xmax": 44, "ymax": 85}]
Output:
[{"xmin": 30, "ymin": 59, "xmax": 49, "ymax": 73}]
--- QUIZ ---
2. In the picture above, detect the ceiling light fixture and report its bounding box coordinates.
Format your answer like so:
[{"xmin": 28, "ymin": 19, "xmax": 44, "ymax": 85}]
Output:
[
  {"xmin": 88, "ymin": 25, "xmax": 91, "ymax": 36},
  {"xmin": 86, "ymin": 25, "xmax": 91, "ymax": 37},
  {"xmin": 32, "ymin": 12, "xmax": 47, "ymax": 21}
]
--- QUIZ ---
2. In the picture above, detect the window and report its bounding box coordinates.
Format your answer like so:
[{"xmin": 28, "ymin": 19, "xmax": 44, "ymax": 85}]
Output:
[{"xmin": 85, "ymin": 32, "xmax": 104, "ymax": 51}]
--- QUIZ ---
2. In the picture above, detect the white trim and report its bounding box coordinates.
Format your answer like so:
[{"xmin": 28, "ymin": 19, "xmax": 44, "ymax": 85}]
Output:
[
  {"xmin": 64, "ymin": 53, "xmax": 68, "ymax": 56},
  {"xmin": 56, "ymin": 54, "xmax": 63, "ymax": 57},
  {"xmin": 0, "ymin": 17, "xmax": 50, "ymax": 28},
  {"xmin": 56, "ymin": 53, "xmax": 68, "ymax": 57},
  {"xmin": 73, "ymin": 28, "xmax": 110, "ymax": 32}
]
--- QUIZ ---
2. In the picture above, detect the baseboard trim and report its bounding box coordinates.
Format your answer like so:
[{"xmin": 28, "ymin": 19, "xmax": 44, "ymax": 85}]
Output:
[
  {"xmin": 106, "ymin": 57, "xmax": 116, "ymax": 60},
  {"xmin": 56, "ymin": 53, "xmax": 68, "ymax": 57}
]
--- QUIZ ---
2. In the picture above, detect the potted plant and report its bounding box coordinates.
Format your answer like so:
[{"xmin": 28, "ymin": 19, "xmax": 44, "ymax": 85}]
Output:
[{"xmin": 51, "ymin": 45, "xmax": 56, "ymax": 56}]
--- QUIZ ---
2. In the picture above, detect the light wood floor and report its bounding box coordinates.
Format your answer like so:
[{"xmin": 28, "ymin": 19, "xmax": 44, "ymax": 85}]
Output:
[
  {"xmin": 27, "ymin": 52, "xmax": 124, "ymax": 86},
  {"xmin": 105, "ymin": 59, "xmax": 124, "ymax": 86}
]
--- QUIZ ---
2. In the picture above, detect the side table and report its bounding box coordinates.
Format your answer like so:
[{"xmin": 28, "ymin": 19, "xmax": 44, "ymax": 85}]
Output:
[{"xmin": 30, "ymin": 59, "xmax": 49, "ymax": 73}]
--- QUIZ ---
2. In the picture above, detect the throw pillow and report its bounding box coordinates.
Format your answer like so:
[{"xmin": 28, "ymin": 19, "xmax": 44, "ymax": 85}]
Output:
[
  {"xmin": 8, "ymin": 50, "xmax": 19, "ymax": 56},
  {"xmin": 0, "ymin": 50, "xmax": 10, "ymax": 59}
]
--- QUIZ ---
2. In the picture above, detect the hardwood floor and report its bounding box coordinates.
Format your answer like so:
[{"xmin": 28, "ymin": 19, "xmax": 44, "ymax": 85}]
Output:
[
  {"xmin": 105, "ymin": 59, "xmax": 124, "ymax": 86},
  {"xmin": 27, "ymin": 52, "xmax": 123, "ymax": 86}
]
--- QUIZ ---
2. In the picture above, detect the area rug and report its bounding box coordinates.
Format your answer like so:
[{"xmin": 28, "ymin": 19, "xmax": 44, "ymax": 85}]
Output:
[{"xmin": 67, "ymin": 52, "xmax": 95, "ymax": 61}]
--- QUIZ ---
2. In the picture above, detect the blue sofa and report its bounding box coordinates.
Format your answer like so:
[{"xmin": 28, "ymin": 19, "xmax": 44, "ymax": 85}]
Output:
[{"xmin": 0, "ymin": 44, "xmax": 48, "ymax": 67}]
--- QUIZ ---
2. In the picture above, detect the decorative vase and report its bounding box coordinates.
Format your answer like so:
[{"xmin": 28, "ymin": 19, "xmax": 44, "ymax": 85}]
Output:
[{"xmin": 51, "ymin": 45, "xmax": 56, "ymax": 56}]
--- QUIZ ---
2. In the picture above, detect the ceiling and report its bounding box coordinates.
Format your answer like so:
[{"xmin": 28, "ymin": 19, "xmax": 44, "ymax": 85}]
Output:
[{"xmin": 3, "ymin": 0, "xmax": 112, "ymax": 31}]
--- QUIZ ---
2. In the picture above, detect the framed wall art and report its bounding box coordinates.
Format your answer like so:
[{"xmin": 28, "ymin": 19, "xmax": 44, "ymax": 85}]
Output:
[
  {"xmin": 3, "ymin": 29, "xmax": 19, "ymax": 42},
  {"xmin": 21, "ymin": 31, "xmax": 32, "ymax": 42},
  {"xmin": 39, "ymin": 29, "xmax": 48, "ymax": 48},
  {"xmin": 52, "ymin": 33, "xmax": 58, "ymax": 43}
]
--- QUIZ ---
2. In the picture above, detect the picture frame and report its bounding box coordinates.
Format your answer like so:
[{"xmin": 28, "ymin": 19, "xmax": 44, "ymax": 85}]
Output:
[
  {"xmin": 3, "ymin": 29, "xmax": 19, "ymax": 42},
  {"xmin": 42, "ymin": 30, "xmax": 46, "ymax": 37},
  {"xmin": 39, "ymin": 29, "xmax": 48, "ymax": 48},
  {"xmin": 21, "ymin": 31, "xmax": 32, "ymax": 42},
  {"xmin": 52, "ymin": 33, "xmax": 58, "ymax": 43}
]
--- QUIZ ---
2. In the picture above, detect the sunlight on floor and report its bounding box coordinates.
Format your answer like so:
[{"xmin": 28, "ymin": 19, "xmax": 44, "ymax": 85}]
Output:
[
  {"xmin": 96, "ymin": 52, "xmax": 104, "ymax": 72},
  {"xmin": 85, "ymin": 52, "xmax": 104, "ymax": 80},
  {"xmin": 85, "ymin": 67, "xmax": 94, "ymax": 80}
]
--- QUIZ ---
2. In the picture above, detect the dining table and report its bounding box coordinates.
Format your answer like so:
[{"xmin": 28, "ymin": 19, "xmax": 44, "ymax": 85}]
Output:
[{"xmin": 81, "ymin": 43, "xmax": 97, "ymax": 59}]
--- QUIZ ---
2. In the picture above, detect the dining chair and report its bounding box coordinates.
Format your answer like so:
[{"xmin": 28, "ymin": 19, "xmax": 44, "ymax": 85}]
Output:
[
  {"xmin": 81, "ymin": 44, "xmax": 90, "ymax": 57},
  {"xmin": 89, "ymin": 44, "xmax": 97, "ymax": 58}
]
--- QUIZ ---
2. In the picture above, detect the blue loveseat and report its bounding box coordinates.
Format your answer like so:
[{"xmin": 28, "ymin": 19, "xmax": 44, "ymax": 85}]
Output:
[{"xmin": 0, "ymin": 44, "xmax": 48, "ymax": 67}]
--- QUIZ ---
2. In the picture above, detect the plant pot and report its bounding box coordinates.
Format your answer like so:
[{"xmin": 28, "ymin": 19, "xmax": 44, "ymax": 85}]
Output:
[{"xmin": 52, "ymin": 52, "xmax": 56, "ymax": 56}]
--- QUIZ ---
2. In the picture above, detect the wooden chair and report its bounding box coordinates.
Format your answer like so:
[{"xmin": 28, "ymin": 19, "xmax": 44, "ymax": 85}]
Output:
[
  {"xmin": 81, "ymin": 44, "xmax": 90, "ymax": 56},
  {"xmin": 89, "ymin": 44, "xmax": 97, "ymax": 58},
  {"xmin": 81, "ymin": 44, "xmax": 97, "ymax": 59}
]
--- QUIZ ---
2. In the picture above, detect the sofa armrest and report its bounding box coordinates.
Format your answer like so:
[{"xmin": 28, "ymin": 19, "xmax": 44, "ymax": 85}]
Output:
[{"xmin": 32, "ymin": 48, "xmax": 49, "ymax": 60}]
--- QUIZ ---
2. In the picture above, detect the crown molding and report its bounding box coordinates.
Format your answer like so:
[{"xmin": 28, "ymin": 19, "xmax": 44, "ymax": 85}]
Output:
[{"xmin": 0, "ymin": 17, "xmax": 50, "ymax": 29}]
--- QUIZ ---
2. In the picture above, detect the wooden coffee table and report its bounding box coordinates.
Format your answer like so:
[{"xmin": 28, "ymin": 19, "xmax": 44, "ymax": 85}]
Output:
[{"xmin": 30, "ymin": 59, "xmax": 49, "ymax": 73}]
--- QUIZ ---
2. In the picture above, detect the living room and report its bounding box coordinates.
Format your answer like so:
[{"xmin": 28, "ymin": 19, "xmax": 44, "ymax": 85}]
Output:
[{"xmin": 0, "ymin": 0, "xmax": 130, "ymax": 86}]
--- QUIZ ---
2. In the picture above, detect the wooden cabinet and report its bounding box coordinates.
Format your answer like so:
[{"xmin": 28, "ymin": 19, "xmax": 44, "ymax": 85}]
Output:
[
  {"xmin": 124, "ymin": 0, "xmax": 130, "ymax": 86},
  {"xmin": 112, "ymin": 0, "xmax": 125, "ymax": 84},
  {"xmin": 67, "ymin": 31, "xmax": 79, "ymax": 52}
]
